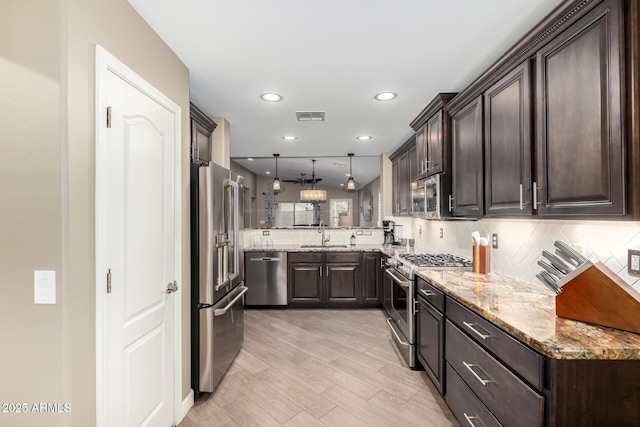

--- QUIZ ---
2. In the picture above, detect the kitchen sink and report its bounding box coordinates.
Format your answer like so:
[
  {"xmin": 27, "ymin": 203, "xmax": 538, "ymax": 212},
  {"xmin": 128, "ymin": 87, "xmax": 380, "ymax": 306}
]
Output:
[{"xmin": 300, "ymin": 244, "xmax": 348, "ymax": 248}]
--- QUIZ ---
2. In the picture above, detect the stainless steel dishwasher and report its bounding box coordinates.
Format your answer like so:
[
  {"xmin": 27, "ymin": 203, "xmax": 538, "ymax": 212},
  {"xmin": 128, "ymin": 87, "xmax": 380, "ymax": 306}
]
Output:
[{"xmin": 245, "ymin": 252, "xmax": 288, "ymax": 306}]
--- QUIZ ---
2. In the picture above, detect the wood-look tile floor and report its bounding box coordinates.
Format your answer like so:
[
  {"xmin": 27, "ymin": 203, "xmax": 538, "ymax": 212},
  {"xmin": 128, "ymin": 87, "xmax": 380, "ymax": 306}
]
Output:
[{"xmin": 179, "ymin": 309, "xmax": 459, "ymax": 427}]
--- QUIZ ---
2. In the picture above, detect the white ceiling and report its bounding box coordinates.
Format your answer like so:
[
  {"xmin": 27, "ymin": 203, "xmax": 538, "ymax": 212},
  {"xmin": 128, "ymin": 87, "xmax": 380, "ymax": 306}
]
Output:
[{"xmin": 128, "ymin": 0, "xmax": 564, "ymax": 187}]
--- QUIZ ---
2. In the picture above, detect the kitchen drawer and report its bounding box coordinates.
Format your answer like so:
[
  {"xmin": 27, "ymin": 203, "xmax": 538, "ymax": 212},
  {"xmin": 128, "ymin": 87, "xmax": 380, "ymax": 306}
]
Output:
[
  {"xmin": 446, "ymin": 320, "xmax": 543, "ymax": 427},
  {"xmin": 445, "ymin": 363, "xmax": 502, "ymax": 427},
  {"xmin": 416, "ymin": 277, "xmax": 445, "ymax": 312},
  {"xmin": 447, "ymin": 298, "xmax": 543, "ymax": 390},
  {"xmin": 289, "ymin": 252, "xmax": 323, "ymax": 263},
  {"xmin": 326, "ymin": 252, "xmax": 360, "ymax": 263}
]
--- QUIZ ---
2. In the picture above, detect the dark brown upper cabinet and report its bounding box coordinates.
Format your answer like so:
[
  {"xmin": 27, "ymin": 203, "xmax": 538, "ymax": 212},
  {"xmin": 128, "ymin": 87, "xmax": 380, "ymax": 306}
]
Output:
[
  {"xmin": 484, "ymin": 60, "xmax": 532, "ymax": 216},
  {"xmin": 190, "ymin": 102, "xmax": 217, "ymax": 166},
  {"xmin": 534, "ymin": 0, "xmax": 624, "ymax": 216},
  {"xmin": 390, "ymin": 136, "xmax": 415, "ymax": 216},
  {"xmin": 450, "ymin": 96, "xmax": 484, "ymax": 218},
  {"xmin": 411, "ymin": 93, "xmax": 456, "ymax": 180}
]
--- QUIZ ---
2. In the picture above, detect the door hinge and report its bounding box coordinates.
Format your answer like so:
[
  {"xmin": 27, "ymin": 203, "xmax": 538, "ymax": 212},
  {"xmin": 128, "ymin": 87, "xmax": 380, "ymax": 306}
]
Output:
[
  {"xmin": 107, "ymin": 268, "xmax": 112, "ymax": 294},
  {"xmin": 106, "ymin": 106, "xmax": 112, "ymax": 128}
]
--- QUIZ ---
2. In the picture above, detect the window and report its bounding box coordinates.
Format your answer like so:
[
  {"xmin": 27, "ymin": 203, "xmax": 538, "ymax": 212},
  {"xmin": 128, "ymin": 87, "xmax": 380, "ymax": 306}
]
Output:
[
  {"xmin": 274, "ymin": 202, "xmax": 317, "ymax": 226},
  {"xmin": 330, "ymin": 198, "xmax": 352, "ymax": 227}
]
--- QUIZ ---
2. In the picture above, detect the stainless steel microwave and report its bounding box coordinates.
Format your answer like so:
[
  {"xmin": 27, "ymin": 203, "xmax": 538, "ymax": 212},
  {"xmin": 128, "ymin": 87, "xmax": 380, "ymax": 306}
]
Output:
[{"xmin": 412, "ymin": 174, "xmax": 452, "ymax": 219}]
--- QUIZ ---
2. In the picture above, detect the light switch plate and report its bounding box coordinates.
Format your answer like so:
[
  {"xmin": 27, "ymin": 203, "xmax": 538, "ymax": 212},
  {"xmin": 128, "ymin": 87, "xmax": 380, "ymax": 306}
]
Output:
[
  {"xmin": 34, "ymin": 270, "xmax": 56, "ymax": 304},
  {"xmin": 262, "ymin": 230, "xmax": 270, "ymax": 236},
  {"xmin": 439, "ymin": 228, "xmax": 444, "ymax": 239},
  {"xmin": 492, "ymin": 234, "xmax": 499, "ymax": 249},
  {"xmin": 364, "ymin": 230, "xmax": 372, "ymax": 236},
  {"xmin": 356, "ymin": 230, "xmax": 363, "ymax": 236}
]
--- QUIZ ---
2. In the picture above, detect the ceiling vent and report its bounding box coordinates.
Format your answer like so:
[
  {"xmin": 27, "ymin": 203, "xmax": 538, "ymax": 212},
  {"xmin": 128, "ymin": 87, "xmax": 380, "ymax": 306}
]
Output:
[{"xmin": 296, "ymin": 111, "xmax": 325, "ymax": 121}]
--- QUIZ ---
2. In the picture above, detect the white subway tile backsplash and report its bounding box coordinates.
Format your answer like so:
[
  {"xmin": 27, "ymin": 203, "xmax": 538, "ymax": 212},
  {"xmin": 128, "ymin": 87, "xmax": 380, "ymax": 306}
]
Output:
[{"xmin": 411, "ymin": 217, "xmax": 640, "ymax": 291}]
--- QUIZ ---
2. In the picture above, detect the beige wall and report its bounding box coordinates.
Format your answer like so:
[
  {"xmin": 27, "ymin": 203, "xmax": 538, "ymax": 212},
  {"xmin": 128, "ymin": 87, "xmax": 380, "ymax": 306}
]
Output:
[{"xmin": 1, "ymin": 0, "xmax": 191, "ymax": 425}]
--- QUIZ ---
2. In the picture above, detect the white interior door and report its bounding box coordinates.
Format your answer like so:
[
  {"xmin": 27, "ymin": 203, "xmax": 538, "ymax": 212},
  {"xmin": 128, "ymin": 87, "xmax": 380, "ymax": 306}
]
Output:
[{"xmin": 96, "ymin": 47, "xmax": 181, "ymax": 427}]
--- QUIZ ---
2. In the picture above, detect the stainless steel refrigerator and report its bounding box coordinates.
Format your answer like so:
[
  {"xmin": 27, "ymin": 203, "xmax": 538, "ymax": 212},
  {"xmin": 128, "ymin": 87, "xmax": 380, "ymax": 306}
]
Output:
[{"xmin": 191, "ymin": 161, "xmax": 246, "ymax": 396}]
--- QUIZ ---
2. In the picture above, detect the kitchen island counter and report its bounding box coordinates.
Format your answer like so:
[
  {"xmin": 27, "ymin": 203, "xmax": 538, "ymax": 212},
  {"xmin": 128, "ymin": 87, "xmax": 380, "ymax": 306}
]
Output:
[{"xmin": 416, "ymin": 269, "xmax": 640, "ymax": 360}]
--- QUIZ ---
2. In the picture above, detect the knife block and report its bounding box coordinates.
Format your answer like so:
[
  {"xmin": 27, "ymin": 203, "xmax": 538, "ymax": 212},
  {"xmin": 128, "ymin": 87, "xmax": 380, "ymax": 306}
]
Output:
[{"xmin": 555, "ymin": 261, "xmax": 640, "ymax": 334}]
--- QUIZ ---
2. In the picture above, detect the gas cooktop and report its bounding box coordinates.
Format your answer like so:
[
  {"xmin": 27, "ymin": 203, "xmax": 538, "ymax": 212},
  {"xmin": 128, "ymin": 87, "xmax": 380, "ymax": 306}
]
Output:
[{"xmin": 398, "ymin": 253, "xmax": 473, "ymax": 269}]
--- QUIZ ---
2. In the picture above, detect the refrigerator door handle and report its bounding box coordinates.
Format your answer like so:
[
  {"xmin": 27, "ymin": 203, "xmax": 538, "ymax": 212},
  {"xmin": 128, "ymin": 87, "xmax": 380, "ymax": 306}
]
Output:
[
  {"xmin": 224, "ymin": 179, "xmax": 240, "ymax": 281},
  {"xmin": 215, "ymin": 233, "xmax": 230, "ymax": 291},
  {"xmin": 213, "ymin": 286, "xmax": 248, "ymax": 317}
]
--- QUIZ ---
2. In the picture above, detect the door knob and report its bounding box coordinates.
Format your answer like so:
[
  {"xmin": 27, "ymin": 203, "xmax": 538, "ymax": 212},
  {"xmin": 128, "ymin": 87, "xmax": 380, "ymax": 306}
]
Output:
[{"xmin": 166, "ymin": 281, "xmax": 178, "ymax": 294}]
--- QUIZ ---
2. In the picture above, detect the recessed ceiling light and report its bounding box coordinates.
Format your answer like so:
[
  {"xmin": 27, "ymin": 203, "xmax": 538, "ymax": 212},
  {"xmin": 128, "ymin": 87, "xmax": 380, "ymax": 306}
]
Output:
[
  {"xmin": 357, "ymin": 135, "xmax": 372, "ymax": 141},
  {"xmin": 282, "ymin": 136, "xmax": 297, "ymax": 141},
  {"xmin": 375, "ymin": 92, "xmax": 397, "ymax": 101},
  {"xmin": 248, "ymin": 157, "xmax": 254, "ymax": 161},
  {"xmin": 260, "ymin": 93, "xmax": 282, "ymax": 102},
  {"xmin": 265, "ymin": 171, "xmax": 271, "ymax": 175}
]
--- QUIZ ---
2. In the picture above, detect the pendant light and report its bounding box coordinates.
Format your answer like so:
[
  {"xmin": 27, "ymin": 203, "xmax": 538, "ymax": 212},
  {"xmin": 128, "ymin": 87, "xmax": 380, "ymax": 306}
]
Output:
[
  {"xmin": 269, "ymin": 153, "xmax": 284, "ymax": 194},
  {"xmin": 300, "ymin": 159, "xmax": 327, "ymax": 202},
  {"xmin": 343, "ymin": 153, "xmax": 360, "ymax": 192}
]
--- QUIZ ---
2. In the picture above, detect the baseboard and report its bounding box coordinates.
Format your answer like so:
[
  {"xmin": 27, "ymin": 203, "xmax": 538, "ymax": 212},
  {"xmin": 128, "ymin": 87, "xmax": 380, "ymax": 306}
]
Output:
[{"xmin": 176, "ymin": 389, "xmax": 194, "ymax": 425}]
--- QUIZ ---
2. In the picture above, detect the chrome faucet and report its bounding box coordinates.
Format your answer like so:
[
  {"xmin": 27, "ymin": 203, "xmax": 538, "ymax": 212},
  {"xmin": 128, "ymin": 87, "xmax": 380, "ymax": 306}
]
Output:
[{"xmin": 319, "ymin": 220, "xmax": 330, "ymax": 246}]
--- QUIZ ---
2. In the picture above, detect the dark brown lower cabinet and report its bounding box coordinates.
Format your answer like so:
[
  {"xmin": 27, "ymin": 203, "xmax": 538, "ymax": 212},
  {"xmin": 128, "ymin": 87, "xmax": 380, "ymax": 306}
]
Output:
[
  {"xmin": 288, "ymin": 260, "xmax": 323, "ymax": 304},
  {"xmin": 445, "ymin": 363, "xmax": 501, "ymax": 427},
  {"xmin": 443, "ymin": 294, "xmax": 640, "ymax": 427},
  {"xmin": 288, "ymin": 252, "xmax": 380, "ymax": 308},
  {"xmin": 417, "ymin": 278, "xmax": 445, "ymax": 394},
  {"xmin": 361, "ymin": 252, "xmax": 381, "ymax": 306}
]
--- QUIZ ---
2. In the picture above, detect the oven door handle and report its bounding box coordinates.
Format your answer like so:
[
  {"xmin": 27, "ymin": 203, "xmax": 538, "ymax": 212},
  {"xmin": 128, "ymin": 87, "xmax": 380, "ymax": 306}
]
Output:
[
  {"xmin": 385, "ymin": 268, "xmax": 410, "ymax": 288},
  {"xmin": 386, "ymin": 318, "xmax": 410, "ymax": 347}
]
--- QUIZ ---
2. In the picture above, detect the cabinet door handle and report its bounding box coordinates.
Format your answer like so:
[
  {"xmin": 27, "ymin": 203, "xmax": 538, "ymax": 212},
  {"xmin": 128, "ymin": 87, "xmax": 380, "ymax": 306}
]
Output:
[
  {"xmin": 448, "ymin": 195, "xmax": 454, "ymax": 212},
  {"xmin": 463, "ymin": 361, "xmax": 493, "ymax": 386},
  {"xmin": 463, "ymin": 413, "xmax": 483, "ymax": 427},
  {"xmin": 463, "ymin": 321, "xmax": 491, "ymax": 340},
  {"xmin": 319, "ymin": 267, "xmax": 322, "ymax": 278},
  {"xmin": 519, "ymin": 183, "xmax": 523, "ymax": 210},
  {"xmin": 533, "ymin": 181, "xmax": 543, "ymax": 208}
]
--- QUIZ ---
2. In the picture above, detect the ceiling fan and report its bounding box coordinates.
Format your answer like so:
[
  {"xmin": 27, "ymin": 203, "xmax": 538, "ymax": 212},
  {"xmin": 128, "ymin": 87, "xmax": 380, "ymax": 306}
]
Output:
[{"xmin": 283, "ymin": 173, "xmax": 323, "ymax": 186}]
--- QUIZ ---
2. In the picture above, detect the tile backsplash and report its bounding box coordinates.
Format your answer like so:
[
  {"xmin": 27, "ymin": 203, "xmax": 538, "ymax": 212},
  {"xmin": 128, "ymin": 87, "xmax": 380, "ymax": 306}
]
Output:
[
  {"xmin": 243, "ymin": 228, "xmax": 384, "ymax": 248},
  {"xmin": 410, "ymin": 218, "xmax": 640, "ymax": 291}
]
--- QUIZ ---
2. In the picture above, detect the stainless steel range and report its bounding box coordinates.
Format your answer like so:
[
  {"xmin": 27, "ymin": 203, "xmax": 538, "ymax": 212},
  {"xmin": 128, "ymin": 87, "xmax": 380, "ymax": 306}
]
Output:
[{"xmin": 384, "ymin": 252, "xmax": 471, "ymax": 368}]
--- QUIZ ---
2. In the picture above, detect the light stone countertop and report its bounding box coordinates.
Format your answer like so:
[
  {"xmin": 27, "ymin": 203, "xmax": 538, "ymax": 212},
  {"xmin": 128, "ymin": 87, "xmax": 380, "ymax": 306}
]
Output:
[
  {"xmin": 244, "ymin": 244, "xmax": 399, "ymax": 254},
  {"xmin": 416, "ymin": 269, "xmax": 640, "ymax": 360}
]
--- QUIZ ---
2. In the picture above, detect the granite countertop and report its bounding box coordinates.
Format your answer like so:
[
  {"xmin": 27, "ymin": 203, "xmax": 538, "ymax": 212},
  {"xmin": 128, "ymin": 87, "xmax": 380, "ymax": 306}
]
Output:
[
  {"xmin": 416, "ymin": 269, "xmax": 640, "ymax": 360},
  {"xmin": 244, "ymin": 244, "xmax": 385, "ymax": 253}
]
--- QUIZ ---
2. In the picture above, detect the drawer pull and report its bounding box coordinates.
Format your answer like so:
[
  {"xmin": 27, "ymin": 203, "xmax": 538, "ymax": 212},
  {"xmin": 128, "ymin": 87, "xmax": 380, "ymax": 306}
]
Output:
[
  {"xmin": 419, "ymin": 289, "xmax": 436, "ymax": 297},
  {"xmin": 463, "ymin": 321, "xmax": 491, "ymax": 340},
  {"xmin": 463, "ymin": 413, "xmax": 484, "ymax": 427},
  {"xmin": 463, "ymin": 361, "xmax": 493, "ymax": 386}
]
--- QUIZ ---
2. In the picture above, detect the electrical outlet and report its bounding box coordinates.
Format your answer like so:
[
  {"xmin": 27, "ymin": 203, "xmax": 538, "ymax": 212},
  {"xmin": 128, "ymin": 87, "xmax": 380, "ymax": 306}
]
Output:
[
  {"xmin": 492, "ymin": 233, "xmax": 499, "ymax": 249},
  {"xmin": 356, "ymin": 230, "xmax": 363, "ymax": 236},
  {"xmin": 418, "ymin": 225, "xmax": 422, "ymax": 235},
  {"xmin": 629, "ymin": 249, "xmax": 640, "ymax": 276},
  {"xmin": 439, "ymin": 228, "xmax": 444, "ymax": 239},
  {"xmin": 364, "ymin": 230, "xmax": 372, "ymax": 236},
  {"xmin": 262, "ymin": 230, "xmax": 270, "ymax": 236}
]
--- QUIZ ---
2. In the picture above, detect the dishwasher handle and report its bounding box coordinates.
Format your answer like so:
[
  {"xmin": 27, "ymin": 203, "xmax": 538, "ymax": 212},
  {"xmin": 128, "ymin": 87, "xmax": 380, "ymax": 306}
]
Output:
[{"xmin": 249, "ymin": 257, "xmax": 282, "ymax": 261}]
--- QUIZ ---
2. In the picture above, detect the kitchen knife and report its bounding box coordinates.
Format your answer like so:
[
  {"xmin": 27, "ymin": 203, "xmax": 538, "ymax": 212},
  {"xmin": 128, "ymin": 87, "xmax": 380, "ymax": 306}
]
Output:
[
  {"xmin": 554, "ymin": 249, "xmax": 579, "ymax": 268},
  {"xmin": 537, "ymin": 259, "xmax": 565, "ymax": 279},
  {"xmin": 542, "ymin": 250, "xmax": 573, "ymax": 275},
  {"xmin": 536, "ymin": 273, "xmax": 562, "ymax": 294},
  {"xmin": 554, "ymin": 240, "xmax": 588, "ymax": 265},
  {"xmin": 539, "ymin": 269, "xmax": 559, "ymax": 285}
]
